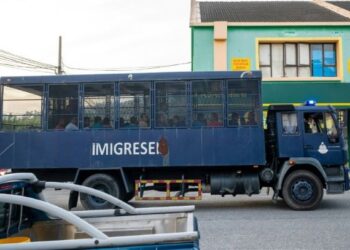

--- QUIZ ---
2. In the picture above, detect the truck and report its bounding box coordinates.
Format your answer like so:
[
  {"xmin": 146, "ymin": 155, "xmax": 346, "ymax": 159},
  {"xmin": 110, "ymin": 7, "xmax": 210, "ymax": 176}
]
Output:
[
  {"xmin": 0, "ymin": 71, "xmax": 348, "ymax": 210},
  {"xmin": 0, "ymin": 173, "xmax": 199, "ymax": 249}
]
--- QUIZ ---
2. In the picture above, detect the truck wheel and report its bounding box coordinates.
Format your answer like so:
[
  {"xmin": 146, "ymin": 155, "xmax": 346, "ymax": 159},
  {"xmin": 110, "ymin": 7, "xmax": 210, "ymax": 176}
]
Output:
[
  {"xmin": 282, "ymin": 170, "xmax": 323, "ymax": 210},
  {"xmin": 80, "ymin": 173, "xmax": 122, "ymax": 210}
]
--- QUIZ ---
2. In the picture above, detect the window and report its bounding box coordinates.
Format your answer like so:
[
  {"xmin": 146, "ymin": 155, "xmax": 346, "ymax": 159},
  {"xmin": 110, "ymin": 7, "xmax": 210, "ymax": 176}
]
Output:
[
  {"xmin": 325, "ymin": 112, "xmax": 338, "ymax": 142},
  {"xmin": 119, "ymin": 82, "xmax": 150, "ymax": 128},
  {"xmin": 2, "ymin": 85, "xmax": 43, "ymax": 131},
  {"xmin": 48, "ymin": 85, "xmax": 79, "ymax": 130},
  {"xmin": 304, "ymin": 112, "xmax": 324, "ymax": 134},
  {"xmin": 282, "ymin": 113, "xmax": 298, "ymax": 135},
  {"xmin": 227, "ymin": 80, "xmax": 259, "ymax": 126},
  {"xmin": 337, "ymin": 110, "xmax": 347, "ymax": 146},
  {"xmin": 155, "ymin": 81, "xmax": 187, "ymax": 128},
  {"xmin": 259, "ymin": 42, "xmax": 336, "ymax": 78},
  {"xmin": 192, "ymin": 80, "xmax": 223, "ymax": 127},
  {"xmin": 84, "ymin": 83, "xmax": 114, "ymax": 129}
]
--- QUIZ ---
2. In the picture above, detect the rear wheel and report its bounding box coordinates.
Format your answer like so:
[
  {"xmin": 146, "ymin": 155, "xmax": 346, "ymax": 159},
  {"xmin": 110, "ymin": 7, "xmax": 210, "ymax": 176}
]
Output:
[
  {"xmin": 282, "ymin": 170, "xmax": 323, "ymax": 210},
  {"xmin": 80, "ymin": 173, "xmax": 124, "ymax": 210}
]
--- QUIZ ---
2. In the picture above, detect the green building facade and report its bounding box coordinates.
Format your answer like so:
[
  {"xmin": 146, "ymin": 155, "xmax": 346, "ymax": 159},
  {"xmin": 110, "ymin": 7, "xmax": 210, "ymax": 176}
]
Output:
[{"xmin": 191, "ymin": 0, "xmax": 350, "ymax": 159}]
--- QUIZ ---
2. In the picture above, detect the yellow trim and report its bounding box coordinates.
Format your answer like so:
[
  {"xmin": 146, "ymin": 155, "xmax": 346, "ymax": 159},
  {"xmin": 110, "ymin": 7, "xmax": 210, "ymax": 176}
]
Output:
[
  {"xmin": 191, "ymin": 22, "xmax": 350, "ymax": 27},
  {"xmin": 263, "ymin": 103, "xmax": 350, "ymax": 107},
  {"xmin": 256, "ymin": 37, "xmax": 343, "ymax": 81},
  {"xmin": 263, "ymin": 77, "xmax": 341, "ymax": 82},
  {"xmin": 257, "ymin": 37, "xmax": 342, "ymax": 42}
]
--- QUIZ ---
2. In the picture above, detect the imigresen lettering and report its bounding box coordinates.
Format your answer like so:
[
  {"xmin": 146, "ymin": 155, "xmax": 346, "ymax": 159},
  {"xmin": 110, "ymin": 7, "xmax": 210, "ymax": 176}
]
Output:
[{"xmin": 92, "ymin": 142, "xmax": 160, "ymax": 156}]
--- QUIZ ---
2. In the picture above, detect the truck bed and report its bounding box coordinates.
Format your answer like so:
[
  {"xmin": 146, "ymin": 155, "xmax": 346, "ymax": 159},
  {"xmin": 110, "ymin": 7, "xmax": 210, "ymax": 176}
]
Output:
[{"xmin": 15, "ymin": 212, "xmax": 194, "ymax": 241}]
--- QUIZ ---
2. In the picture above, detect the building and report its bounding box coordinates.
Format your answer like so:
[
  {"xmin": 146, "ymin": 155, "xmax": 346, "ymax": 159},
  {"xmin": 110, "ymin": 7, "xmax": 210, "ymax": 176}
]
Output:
[{"xmin": 190, "ymin": 0, "xmax": 350, "ymax": 158}]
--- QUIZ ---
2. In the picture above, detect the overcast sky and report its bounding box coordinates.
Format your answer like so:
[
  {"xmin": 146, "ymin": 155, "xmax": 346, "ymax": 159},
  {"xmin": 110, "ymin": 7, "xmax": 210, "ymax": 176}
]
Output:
[{"xmin": 0, "ymin": 0, "xmax": 191, "ymax": 76}]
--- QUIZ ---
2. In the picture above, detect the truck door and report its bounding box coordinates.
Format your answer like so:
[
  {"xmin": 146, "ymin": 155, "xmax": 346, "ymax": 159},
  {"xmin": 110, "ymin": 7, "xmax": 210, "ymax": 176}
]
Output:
[
  {"xmin": 277, "ymin": 112, "xmax": 304, "ymax": 157},
  {"xmin": 303, "ymin": 112, "xmax": 343, "ymax": 165}
]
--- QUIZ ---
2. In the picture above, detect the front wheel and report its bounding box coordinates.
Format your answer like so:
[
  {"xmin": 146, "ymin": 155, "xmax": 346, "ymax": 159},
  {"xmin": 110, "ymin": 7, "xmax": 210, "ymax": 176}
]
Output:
[
  {"xmin": 282, "ymin": 170, "xmax": 323, "ymax": 210},
  {"xmin": 80, "ymin": 173, "xmax": 124, "ymax": 210}
]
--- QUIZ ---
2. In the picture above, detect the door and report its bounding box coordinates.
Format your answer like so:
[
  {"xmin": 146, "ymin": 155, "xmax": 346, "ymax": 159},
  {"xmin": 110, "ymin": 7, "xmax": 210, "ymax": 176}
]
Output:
[
  {"xmin": 277, "ymin": 112, "xmax": 304, "ymax": 157},
  {"xmin": 303, "ymin": 111, "xmax": 344, "ymax": 165}
]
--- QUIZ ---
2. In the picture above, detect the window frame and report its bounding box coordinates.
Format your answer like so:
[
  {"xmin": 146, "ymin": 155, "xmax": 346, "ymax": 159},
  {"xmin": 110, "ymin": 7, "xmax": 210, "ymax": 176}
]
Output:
[
  {"xmin": 191, "ymin": 79, "xmax": 225, "ymax": 128},
  {"xmin": 47, "ymin": 84, "xmax": 80, "ymax": 130},
  {"xmin": 281, "ymin": 112, "xmax": 299, "ymax": 136},
  {"xmin": 119, "ymin": 81, "xmax": 151, "ymax": 129},
  {"xmin": 154, "ymin": 81, "xmax": 188, "ymax": 129},
  {"xmin": 257, "ymin": 38, "xmax": 342, "ymax": 81},
  {"xmin": 83, "ymin": 82, "xmax": 115, "ymax": 130},
  {"xmin": 1, "ymin": 84, "xmax": 44, "ymax": 131},
  {"xmin": 226, "ymin": 79, "xmax": 260, "ymax": 127}
]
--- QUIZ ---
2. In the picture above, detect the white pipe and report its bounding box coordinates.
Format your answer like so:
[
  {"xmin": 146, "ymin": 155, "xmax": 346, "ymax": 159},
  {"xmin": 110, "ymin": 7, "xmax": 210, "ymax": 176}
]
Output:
[
  {"xmin": 0, "ymin": 173, "xmax": 46, "ymax": 201},
  {"xmin": 45, "ymin": 182, "xmax": 195, "ymax": 214},
  {"xmin": 0, "ymin": 173, "xmax": 37, "ymax": 183},
  {"xmin": 72, "ymin": 209, "xmax": 118, "ymax": 218},
  {"xmin": 0, "ymin": 194, "xmax": 108, "ymax": 240},
  {"xmin": 45, "ymin": 182, "xmax": 136, "ymax": 213}
]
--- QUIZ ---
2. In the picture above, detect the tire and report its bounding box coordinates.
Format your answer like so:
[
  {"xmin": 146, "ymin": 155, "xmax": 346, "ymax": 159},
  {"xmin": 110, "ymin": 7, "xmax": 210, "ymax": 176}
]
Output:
[
  {"xmin": 80, "ymin": 173, "xmax": 123, "ymax": 210},
  {"xmin": 282, "ymin": 170, "xmax": 323, "ymax": 210}
]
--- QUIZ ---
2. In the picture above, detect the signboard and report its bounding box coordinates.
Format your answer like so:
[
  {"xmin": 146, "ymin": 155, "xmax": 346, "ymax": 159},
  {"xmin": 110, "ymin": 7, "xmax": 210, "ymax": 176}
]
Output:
[{"xmin": 231, "ymin": 58, "xmax": 251, "ymax": 71}]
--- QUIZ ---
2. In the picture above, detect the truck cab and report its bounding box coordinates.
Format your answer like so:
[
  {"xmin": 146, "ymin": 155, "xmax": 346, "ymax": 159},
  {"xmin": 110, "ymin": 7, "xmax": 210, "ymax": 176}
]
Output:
[{"xmin": 266, "ymin": 103, "xmax": 349, "ymax": 210}]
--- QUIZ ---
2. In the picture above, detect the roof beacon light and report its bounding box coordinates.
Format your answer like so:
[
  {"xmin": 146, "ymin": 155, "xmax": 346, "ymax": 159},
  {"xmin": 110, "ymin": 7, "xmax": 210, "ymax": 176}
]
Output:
[{"xmin": 304, "ymin": 100, "xmax": 317, "ymax": 106}]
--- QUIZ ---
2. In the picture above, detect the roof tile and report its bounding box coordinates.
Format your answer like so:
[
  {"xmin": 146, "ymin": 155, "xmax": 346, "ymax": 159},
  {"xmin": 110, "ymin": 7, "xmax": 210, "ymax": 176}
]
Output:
[{"xmin": 199, "ymin": 1, "xmax": 350, "ymax": 22}]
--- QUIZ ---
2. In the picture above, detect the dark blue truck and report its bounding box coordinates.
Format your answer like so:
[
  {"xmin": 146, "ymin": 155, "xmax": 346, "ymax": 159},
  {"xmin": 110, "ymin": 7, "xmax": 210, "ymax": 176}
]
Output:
[{"xmin": 0, "ymin": 71, "xmax": 348, "ymax": 210}]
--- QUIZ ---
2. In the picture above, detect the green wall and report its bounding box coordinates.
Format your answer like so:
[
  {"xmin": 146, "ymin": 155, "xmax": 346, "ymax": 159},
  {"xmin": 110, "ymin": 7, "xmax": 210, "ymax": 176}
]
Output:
[
  {"xmin": 192, "ymin": 27, "xmax": 214, "ymax": 71},
  {"xmin": 262, "ymin": 82, "xmax": 350, "ymax": 107},
  {"xmin": 227, "ymin": 26, "xmax": 350, "ymax": 82}
]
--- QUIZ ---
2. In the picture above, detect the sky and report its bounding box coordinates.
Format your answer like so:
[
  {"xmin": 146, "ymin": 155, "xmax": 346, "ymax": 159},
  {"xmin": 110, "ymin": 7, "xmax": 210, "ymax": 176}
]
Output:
[{"xmin": 0, "ymin": 0, "xmax": 192, "ymax": 76}]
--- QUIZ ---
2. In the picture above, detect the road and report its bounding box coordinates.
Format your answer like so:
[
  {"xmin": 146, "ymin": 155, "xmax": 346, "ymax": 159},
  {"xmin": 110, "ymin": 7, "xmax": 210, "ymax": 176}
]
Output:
[{"xmin": 44, "ymin": 189, "xmax": 350, "ymax": 250}]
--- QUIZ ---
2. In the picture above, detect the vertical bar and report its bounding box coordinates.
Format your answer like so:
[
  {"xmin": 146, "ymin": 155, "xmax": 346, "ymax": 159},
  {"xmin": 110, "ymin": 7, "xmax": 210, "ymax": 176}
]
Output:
[
  {"xmin": 187, "ymin": 81, "xmax": 192, "ymax": 127},
  {"xmin": 79, "ymin": 83, "xmax": 83, "ymax": 129},
  {"xmin": 166, "ymin": 181, "xmax": 171, "ymax": 199},
  {"xmin": 0, "ymin": 84, "xmax": 4, "ymax": 130}
]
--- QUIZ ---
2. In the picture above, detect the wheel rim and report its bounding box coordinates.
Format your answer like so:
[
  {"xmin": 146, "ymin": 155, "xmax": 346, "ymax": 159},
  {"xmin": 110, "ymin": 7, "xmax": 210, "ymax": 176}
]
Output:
[
  {"xmin": 291, "ymin": 179, "xmax": 313, "ymax": 201},
  {"xmin": 88, "ymin": 183, "xmax": 112, "ymax": 206}
]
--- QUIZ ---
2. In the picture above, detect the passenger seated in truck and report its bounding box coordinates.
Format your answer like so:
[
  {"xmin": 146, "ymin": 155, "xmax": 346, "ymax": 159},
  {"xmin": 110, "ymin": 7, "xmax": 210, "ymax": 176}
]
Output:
[
  {"xmin": 102, "ymin": 117, "xmax": 112, "ymax": 128},
  {"xmin": 139, "ymin": 113, "xmax": 149, "ymax": 127},
  {"xmin": 157, "ymin": 113, "xmax": 168, "ymax": 127},
  {"xmin": 208, "ymin": 112, "xmax": 223, "ymax": 127},
  {"xmin": 65, "ymin": 117, "xmax": 78, "ymax": 131},
  {"xmin": 92, "ymin": 116, "xmax": 102, "ymax": 129},
  {"xmin": 55, "ymin": 117, "xmax": 66, "ymax": 130},
  {"xmin": 83, "ymin": 117, "xmax": 91, "ymax": 129},
  {"xmin": 192, "ymin": 113, "xmax": 206, "ymax": 127},
  {"xmin": 172, "ymin": 115, "xmax": 185, "ymax": 127},
  {"xmin": 304, "ymin": 116, "xmax": 319, "ymax": 133},
  {"xmin": 128, "ymin": 116, "xmax": 139, "ymax": 128},
  {"xmin": 243, "ymin": 111, "xmax": 256, "ymax": 125},
  {"xmin": 229, "ymin": 112, "xmax": 240, "ymax": 126}
]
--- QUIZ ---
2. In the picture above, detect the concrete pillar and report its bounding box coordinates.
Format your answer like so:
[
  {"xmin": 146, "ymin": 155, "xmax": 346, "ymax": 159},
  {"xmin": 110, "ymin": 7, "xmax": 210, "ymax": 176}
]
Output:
[{"xmin": 214, "ymin": 21, "xmax": 227, "ymax": 71}]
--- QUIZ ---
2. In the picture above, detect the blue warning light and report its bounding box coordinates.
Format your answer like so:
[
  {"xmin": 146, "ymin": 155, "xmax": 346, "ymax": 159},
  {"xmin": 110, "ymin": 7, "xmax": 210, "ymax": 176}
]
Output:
[{"xmin": 304, "ymin": 100, "xmax": 317, "ymax": 106}]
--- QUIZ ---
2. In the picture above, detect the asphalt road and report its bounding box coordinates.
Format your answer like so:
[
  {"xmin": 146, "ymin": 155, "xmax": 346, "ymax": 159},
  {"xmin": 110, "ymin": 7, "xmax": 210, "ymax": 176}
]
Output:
[{"xmin": 44, "ymin": 189, "xmax": 350, "ymax": 250}]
